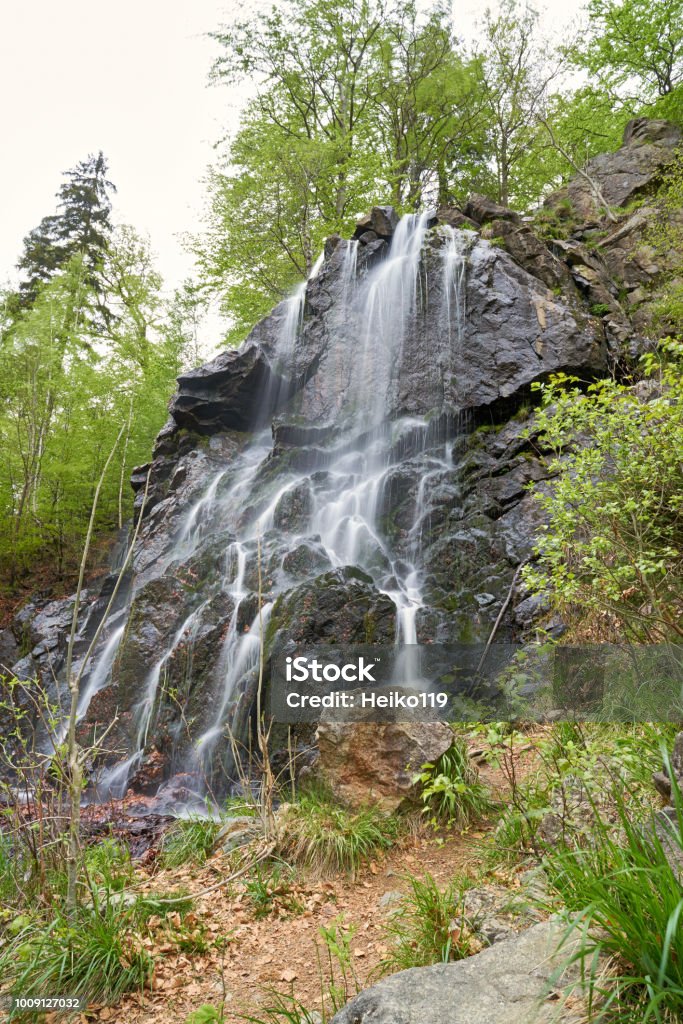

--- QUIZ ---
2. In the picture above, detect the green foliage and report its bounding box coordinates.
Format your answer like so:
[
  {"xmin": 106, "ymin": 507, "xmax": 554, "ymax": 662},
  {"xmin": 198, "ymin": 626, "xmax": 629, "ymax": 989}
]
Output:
[
  {"xmin": 277, "ymin": 784, "xmax": 398, "ymax": 877},
  {"xmin": 470, "ymin": 0, "xmax": 555, "ymax": 208},
  {"xmin": 650, "ymin": 152, "xmax": 683, "ymax": 333},
  {"xmin": 0, "ymin": 218, "xmax": 185, "ymax": 586},
  {"xmin": 381, "ymin": 872, "xmax": 475, "ymax": 970},
  {"xmin": 84, "ymin": 837, "xmax": 133, "ymax": 893},
  {"xmin": 198, "ymin": 0, "xmax": 493, "ymax": 343},
  {"xmin": 523, "ymin": 351, "xmax": 683, "ymax": 641},
  {"xmin": 570, "ymin": 0, "xmax": 683, "ymax": 107},
  {"xmin": 0, "ymin": 900, "xmax": 152, "ymax": 1007},
  {"xmin": 160, "ymin": 816, "xmax": 224, "ymax": 867},
  {"xmin": 17, "ymin": 151, "xmax": 115, "ymax": 306},
  {"xmin": 413, "ymin": 738, "xmax": 493, "ymax": 826},
  {"xmin": 543, "ymin": 764, "xmax": 683, "ymax": 1022},
  {"xmin": 485, "ymin": 723, "xmax": 676, "ymax": 866},
  {"xmin": 185, "ymin": 1007, "xmax": 224, "ymax": 1024}
]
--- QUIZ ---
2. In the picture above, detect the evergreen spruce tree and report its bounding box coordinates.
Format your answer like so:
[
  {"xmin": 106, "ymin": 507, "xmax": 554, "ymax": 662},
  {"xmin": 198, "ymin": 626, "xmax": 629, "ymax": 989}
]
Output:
[{"xmin": 17, "ymin": 152, "xmax": 116, "ymax": 305}]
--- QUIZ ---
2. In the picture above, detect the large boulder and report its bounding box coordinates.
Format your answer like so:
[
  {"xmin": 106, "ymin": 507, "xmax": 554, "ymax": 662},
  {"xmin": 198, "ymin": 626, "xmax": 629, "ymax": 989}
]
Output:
[
  {"xmin": 169, "ymin": 340, "xmax": 278, "ymax": 434},
  {"xmin": 332, "ymin": 920, "xmax": 587, "ymax": 1024},
  {"xmin": 546, "ymin": 117, "xmax": 682, "ymax": 221},
  {"xmin": 316, "ymin": 720, "xmax": 454, "ymax": 810}
]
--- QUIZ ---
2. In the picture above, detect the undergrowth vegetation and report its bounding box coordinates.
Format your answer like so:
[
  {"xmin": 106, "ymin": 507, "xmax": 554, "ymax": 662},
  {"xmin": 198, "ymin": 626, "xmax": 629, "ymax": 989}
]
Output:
[
  {"xmin": 524, "ymin": 341, "xmax": 683, "ymax": 644},
  {"xmin": 0, "ymin": 898, "xmax": 152, "ymax": 1005},
  {"xmin": 276, "ymin": 783, "xmax": 399, "ymax": 877},
  {"xmin": 544, "ymin": 765, "xmax": 683, "ymax": 1023},
  {"xmin": 414, "ymin": 737, "xmax": 494, "ymax": 827},
  {"xmin": 381, "ymin": 872, "xmax": 476, "ymax": 970}
]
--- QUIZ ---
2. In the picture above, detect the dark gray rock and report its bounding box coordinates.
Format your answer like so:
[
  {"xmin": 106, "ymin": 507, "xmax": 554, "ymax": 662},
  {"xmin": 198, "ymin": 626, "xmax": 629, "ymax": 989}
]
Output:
[
  {"xmin": 0, "ymin": 627, "xmax": 20, "ymax": 671},
  {"xmin": 464, "ymin": 194, "xmax": 521, "ymax": 225},
  {"xmin": 169, "ymin": 340, "xmax": 277, "ymax": 434},
  {"xmin": 546, "ymin": 118, "xmax": 682, "ymax": 221}
]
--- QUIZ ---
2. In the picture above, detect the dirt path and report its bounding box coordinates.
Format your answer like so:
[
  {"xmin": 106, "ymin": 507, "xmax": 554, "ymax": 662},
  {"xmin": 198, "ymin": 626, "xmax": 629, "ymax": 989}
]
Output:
[{"xmin": 84, "ymin": 738, "xmax": 544, "ymax": 1024}]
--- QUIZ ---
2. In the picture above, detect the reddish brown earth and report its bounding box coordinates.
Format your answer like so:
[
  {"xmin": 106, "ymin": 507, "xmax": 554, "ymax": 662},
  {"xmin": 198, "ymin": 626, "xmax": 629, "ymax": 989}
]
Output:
[{"xmin": 56, "ymin": 740, "xmax": 544, "ymax": 1024}]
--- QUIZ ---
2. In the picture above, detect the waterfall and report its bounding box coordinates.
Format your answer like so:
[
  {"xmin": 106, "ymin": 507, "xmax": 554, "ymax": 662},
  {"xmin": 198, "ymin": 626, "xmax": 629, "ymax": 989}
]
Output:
[
  {"xmin": 441, "ymin": 225, "xmax": 466, "ymax": 343},
  {"xmin": 95, "ymin": 601, "xmax": 209, "ymax": 799},
  {"xmin": 83, "ymin": 212, "xmax": 475, "ymax": 805},
  {"xmin": 351, "ymin": 211, "xmax": 433, "ymax": 426},
  {"xmin": 76, "ymin": 624, "xmax": 125, "ymax": 720}
]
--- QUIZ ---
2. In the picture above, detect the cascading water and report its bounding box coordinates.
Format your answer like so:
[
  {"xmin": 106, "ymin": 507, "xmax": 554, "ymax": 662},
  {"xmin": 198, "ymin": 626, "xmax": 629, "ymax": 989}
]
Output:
[
  {"xmin": 79, "ymin": 216, "xmax": 471, "ymax": 805},
  {"xmin": 95, "ymin": 599, "xmax": 210, "ymax": 799}
]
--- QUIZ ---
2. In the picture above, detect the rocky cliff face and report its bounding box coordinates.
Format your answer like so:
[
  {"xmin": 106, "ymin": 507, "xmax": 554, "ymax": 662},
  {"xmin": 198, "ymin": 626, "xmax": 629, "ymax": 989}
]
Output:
[{"xmin": 3, "ymin": 119, "xmax": 678, "ymax": 807}]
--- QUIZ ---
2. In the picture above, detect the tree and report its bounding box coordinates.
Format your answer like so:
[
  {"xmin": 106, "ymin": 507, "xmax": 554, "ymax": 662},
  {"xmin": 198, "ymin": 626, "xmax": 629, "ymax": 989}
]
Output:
[
  {"xmin": 211, "ymin": 0, "xmax": 386, "ymax": 223},
  {"xmin": 17, "ymin": 152, "xmax": 115, "ymax": 306},
  {"xmin": 0, "ymin": 228, "xmax": 183, "ymax": 584},
  {"xmin": 571, "ymin": 0, "xmax": 683, "ymax": 108},
  {"xmin": 374, "ymin": 3, "xmax": 489, "ymax": 206},
  {"xmin": 202, "ymin": 0, "xmax": 496, "ymax": 342},
  {"xmin": 472, "ymin": 0, "xmax": 560, "ymax": 207}
]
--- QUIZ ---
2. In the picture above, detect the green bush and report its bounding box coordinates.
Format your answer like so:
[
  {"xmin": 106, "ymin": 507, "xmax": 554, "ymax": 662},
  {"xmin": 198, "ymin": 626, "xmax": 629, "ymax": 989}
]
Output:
[
  {"xmin": 277, "ymin": 786, "xmax": 398, "ymax": 877},
  {"xmin": 523, "ymin": 346, "xmax": 683, "ymax": 642},
  {"xmin": 1, "ymin": 900, "xmax": 152, "ymax": 1007},
  {"xmin": 85, "ymin": 836, "xmax": 133, "ymax": 892},
  {"xmin": 161, "ymin": 815, "xmax": 224, "ymax": 867},
  {"xmin": 413, "ymin": 738, "xmax": 493, "ymax": 827},
  {"xmin": 544, "ymin": 764, "xmax": 683, "ymax": 1022},
  {"xmin": 382, "ymin": 872, "xmax": 475, "ymax": 970}
]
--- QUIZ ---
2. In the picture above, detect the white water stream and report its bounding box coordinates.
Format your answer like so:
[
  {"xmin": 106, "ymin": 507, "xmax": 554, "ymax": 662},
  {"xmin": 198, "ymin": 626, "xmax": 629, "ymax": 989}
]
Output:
[{"xmin": 86, "ymin": 217, "xmax": 468, "ymax": 801}]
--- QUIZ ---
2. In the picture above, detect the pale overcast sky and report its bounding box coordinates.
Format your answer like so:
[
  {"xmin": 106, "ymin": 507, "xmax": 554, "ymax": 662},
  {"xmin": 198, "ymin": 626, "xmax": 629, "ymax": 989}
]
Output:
[{"xmin": 0, "ymin": 0, "xmax": 585, "ymax": 294}]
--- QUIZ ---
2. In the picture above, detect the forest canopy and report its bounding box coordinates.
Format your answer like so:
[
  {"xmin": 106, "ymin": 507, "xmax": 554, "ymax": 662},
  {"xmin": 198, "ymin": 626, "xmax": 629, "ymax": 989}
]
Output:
[{"xmin": 193, "ymin": 0, "xmax": 683, "ymax": 343}]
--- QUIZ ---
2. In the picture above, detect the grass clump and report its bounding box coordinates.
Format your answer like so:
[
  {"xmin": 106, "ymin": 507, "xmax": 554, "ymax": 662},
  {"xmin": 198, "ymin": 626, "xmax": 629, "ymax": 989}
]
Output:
[
  {"xmin": 277, "ymin": 784, "xmax": 398, "ymax": 877},
  {"xmin": 0, "ymin": 900, "xmax": 152, "ymax": 1007},
  {"xmin": 161, "ymin": 815, "xmax": 224, "ymax": 867},
  {"xmin": 414, "ymin": 738, "xmax": 493, "ymax": 827},
  {"xmin": 245, "ymin": 864, "xmax": 304, "ymax": 919},
  {"xmin": 85, "ymin": 836, "xmax": 133, "ymax": 892},
  {"xmin": 543, "ymin": 763, "xmax": 683, "ymax": 1022},
  {"xmin": 382, "ymin": 872, "xmax": 477, "ymax": 970}
]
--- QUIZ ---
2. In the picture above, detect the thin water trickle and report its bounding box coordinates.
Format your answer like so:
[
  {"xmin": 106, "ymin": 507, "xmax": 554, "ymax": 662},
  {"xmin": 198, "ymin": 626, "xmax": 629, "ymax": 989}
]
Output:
[{"xmin": 96, "ymin": 600, "xmax": 209, "ymax": 799}]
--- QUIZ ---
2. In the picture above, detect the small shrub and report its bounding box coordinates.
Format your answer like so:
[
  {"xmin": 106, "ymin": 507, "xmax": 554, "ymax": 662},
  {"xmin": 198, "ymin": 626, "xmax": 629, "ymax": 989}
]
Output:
[
  {"xmin": 85, "ymin": 836, "xmax": 133, "ymax": 892},
  {"xmin": 414, "ymin": 738, "xmax": 493, "ymax": 827},
  {"xmin": 277, "ymin": 787, "xmax": 398, "ymax": 877},
  {"xmin": 382, "ymin": 873, "xmax": 476, "ymax": 970},
  {"xmin": 185, "ymin": 1006, "xmax": 224, "ymax": 1024},
  {"xmin": 523, "ymin": 349, "xmax": 683, "ymax": 643}
]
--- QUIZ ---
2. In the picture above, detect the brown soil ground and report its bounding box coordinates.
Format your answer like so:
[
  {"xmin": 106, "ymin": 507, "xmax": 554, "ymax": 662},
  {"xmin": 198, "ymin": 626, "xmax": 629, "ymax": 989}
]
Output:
[{"xmin": 67, "ymin": 741, "xmax": 544, "ymax": 1024}]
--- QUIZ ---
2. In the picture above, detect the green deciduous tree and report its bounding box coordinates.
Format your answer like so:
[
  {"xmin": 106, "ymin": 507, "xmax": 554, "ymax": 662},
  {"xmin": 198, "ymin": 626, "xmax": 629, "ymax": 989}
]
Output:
[
  {"xmin": 472, "ymin": 0, "xmax": 561, "ymax": 208},
  {"xmin": 0, "ymin": 226, "xmax": 184, "ymax": 586},
  {"xmin": 571, "ymin": 0, "xmax": 683, "ymax": 108},
  {"xmin": 200, "ymin": 0, "xmax": 498, "ymax": 342}
]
